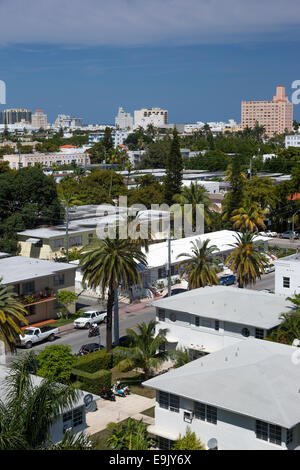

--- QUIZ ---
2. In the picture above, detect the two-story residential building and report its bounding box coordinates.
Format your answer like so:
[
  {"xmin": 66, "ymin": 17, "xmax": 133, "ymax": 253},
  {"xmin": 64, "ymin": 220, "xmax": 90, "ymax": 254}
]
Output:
[
  {"xmin": 275, "ymin": 252, "xmax": 300, "ymax": 297},
  {"xmin": 0, "ymin": 256, "xmax": 76, "ymax": 324},
  {"xmin": 0, "ymin": 364, "xmax": 98, "ymax": 445},
  {"xmin": 144, "ymin": 338, "xmax": 300, "ymax": 450},
  {"xmin": 153, "ymin": 286, "xmax": 293, "ymax": 357}
]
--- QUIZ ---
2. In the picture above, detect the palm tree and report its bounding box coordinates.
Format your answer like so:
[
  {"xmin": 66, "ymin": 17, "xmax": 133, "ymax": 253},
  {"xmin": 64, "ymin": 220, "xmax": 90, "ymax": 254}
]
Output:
[
  {"xmin": 0, "ymin": 282, "xmax": 28, "ymax": 352},
  {"xmin": 230, "ymin": 204, "xmax": 267, "ymax": 233},
  {"xmin": 225, "ymin": 231, "xmax": 270, "ymax": 288},
  {"xmin": 173, "ymin": 182, "xmax": 216, "ymax": 231},
  {"xmin": 272, "ymin": 312, "xmax": 300, "ymax": 345},
  {"xmin": 0, "ymin": 352, "xmax": 81, "ymax": 450},
  {"xmin": 79, "ymin": 238, "xmax": 147, "ymax": 352},
  {"xmin": 176, "ymin": 238, "xmax": 221, "ymax": 290},
  {"xmin": 106, "ymin": 418, "xmax": 153, "ymax": 450},
  {"xmin": 113, "ymin": 320, "xmax": 170, "ymax": 379}
]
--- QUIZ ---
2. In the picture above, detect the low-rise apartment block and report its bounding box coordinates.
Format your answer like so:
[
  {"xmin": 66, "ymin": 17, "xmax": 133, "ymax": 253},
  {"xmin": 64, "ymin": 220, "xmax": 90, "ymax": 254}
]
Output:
[
  {"xmin": 0, "ymin": 256, "xmax": 76, "ymax": 324},
  {"xmin": 153, "ymin": 286, "xmax": 292, "ymax": 357},
  {"xmin": 144, "ymin": 339, "xmax": 300, "ymax": 450}
]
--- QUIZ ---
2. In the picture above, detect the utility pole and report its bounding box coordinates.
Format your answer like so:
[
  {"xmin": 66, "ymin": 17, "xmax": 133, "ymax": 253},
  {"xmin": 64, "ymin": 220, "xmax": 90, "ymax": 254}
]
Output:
[
  {"xmin": 167, "ymin": 236, "xmax": 172, "ymax": 297},
  {"xmin": 65, "ymin": 203, "xmax": 70, "ymax": 263}
]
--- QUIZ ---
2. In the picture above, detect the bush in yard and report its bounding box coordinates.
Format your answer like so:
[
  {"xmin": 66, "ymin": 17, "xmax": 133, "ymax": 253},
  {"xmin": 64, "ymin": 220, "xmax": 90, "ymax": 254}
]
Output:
[
  {"xmin": 56, "ymin": 290, "xmax": 78, "ymax": 319},
  {"xmin": 71, "ymin": 368, "xmax": 112, "ymax": 394},
  {"xmin": 172, "ymin": 427, "xmax": 205, "ymax": 450},
  {"xmin": 106, "ymin": 418, "xmax": 154, "ymax": 450},
  {"xmin": 36, "ymin": 345, "xmax": 76, "ymax": 384},
  {"xmin": 74, "ymin": 348, "xmax": 112, "ymax": 373}
]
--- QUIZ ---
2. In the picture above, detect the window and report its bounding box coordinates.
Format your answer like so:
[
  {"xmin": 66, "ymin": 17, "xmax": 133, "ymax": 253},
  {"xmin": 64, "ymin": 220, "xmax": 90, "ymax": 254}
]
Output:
[
  {"xmin": 158, "ymin": 267, "xmax": 166, "ymax": 279},
  {"xmin": 158, "ymin": 391, "xmax": 169, "ymax": 410},
  {"xmin": 195, "ymin": 402, "xmax": 217, "ymax": 425},
  {"xmin": 22, "ymin": 281, "xmax": 35, "ymax": 295},
  {"xmin": 158, "ymin": 392, "xmax": 180, "ymax": 413},
  {"xmin": 54, "ymin": 274, "xmax": 65, "ymax": 287},
  {"xmin": 69, "ymin": 235, "xmax": 82, "ymax": 247},
  {"xmin": 195, "ymin": 316, "xmax": 200, "ymax": 327},
  {"xmin": 201, "ymin": 319, "xmax": 212, "ymax": 328},
  {"xmin": 255, "ymin": 328, "xmax": 264, "ymax": 339},
  {"xmin": 158, "ymin": 309, "xmax": 165, "ymax": 322},
  {"xmin": 286, "ymin": 427, "xmax": 294, "ymax": 445},
  {"xmin": 63, "ymin": 407, "xmax": 83, "ymax": 428},
  {"xmin": 53, "ymin": 238, "xmax": 64, "ymax": 250},
  {"xmin": 169, "ymin": 394, "xmax": 180, "ymax": 413},
  {"xmin": 158, "ymin": 437, "xmax": 172, "ymax": 450},
  {"xmin": 283, "ymin": 277, "xmax": 290, "ymax": 288},
  {"xmin": 256, "ymin": 420, "xmax": 282, "ymax": 446},
  {"xmin": 215, "ymin": 320, "xmax": 220, "ymax": 331},
  {"xmin": 170, "ymin": 312, "xmax": 176, "ymax": 322}
]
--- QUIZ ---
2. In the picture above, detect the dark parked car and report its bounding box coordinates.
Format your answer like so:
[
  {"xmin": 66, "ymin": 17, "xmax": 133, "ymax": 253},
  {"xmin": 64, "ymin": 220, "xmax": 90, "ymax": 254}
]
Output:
[
  {"xmin": 219, "ymin": 274, "xmax": 236, "ymax": 286},
  {"xmin": 76, "ymin": 343, "xmax": 104, "ymax": 357},
  {"xmin": 280, "ymin": 231, "xmax": 299, "ymax": 239},
  {"xmin": 163, "ymin": 288, "xmax": 187, "ymax": 298}
]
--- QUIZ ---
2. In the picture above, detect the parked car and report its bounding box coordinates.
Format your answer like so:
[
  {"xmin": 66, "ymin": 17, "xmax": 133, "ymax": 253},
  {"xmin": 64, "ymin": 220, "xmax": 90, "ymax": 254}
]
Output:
[
  {"xmin": 74, "ymin": 310, "xmax": 107, "ymax": 329},
  {"xmin": 76, "ymin": 343, "xmax": 104, "ymax": 356},
  {"xmin": 18, "ymin": 326, "xmax": 59, "ymax": 349},
  {"xmin": 265, "ymin": 231, "xmax": 277, "ymax": 237},
  {"xmin": 265, "ymin": 263, "xmax": 275, "ymax": 274},
  {"xmin": 280, "ymin": 231, "xmax": 299, "ymax": 239},
  {"xmin": 219, "ymin": 274, "xmax": 236, "ymax": 286},
  {"xmin": 163, "ymin": 288, "xmax": 187, "ymax": 298}
]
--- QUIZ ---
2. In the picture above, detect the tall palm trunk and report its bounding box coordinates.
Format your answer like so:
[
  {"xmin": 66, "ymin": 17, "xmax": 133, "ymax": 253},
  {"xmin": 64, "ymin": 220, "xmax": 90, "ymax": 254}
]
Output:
[{"xmin": 106, "ymin": 284, "xmax": 114, "ymax": 352}]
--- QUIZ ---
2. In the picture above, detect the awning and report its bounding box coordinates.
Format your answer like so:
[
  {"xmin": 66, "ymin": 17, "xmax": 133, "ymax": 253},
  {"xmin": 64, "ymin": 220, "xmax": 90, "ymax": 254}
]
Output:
[
  {"xmin": 147, "ymin": 425, "xmax": 179, "ymax": 441},
  {"xmin": 25, "ymin": 238, "xmax": 41, "ymax": 244},
  {"xmin": 166, "ymin": 337, "xmax": 179, "ymax": 344}
]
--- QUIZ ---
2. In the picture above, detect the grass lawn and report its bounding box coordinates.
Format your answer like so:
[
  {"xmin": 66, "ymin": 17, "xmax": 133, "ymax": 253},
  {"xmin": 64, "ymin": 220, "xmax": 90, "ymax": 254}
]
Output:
[
  {"xmin": 130, "ymin": 384, "xmax": 156, "ymax": 399},
  {"xmin": 141, "ymin": 406, "xmax": 155, "ymax": 418},
  {"xmin": 52, "ymin": 314, "xmax": 79, "ymax": 328}
]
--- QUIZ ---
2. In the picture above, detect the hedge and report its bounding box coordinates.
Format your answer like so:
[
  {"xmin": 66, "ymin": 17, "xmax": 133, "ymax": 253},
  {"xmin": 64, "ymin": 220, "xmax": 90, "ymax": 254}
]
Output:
[
  {"xmin": 74, "ymin": 349, "xmax": 112, "ymax": 373},
  {"xmin": 72, "ymin": 368, "xmax": 112, "ymax": 395}
]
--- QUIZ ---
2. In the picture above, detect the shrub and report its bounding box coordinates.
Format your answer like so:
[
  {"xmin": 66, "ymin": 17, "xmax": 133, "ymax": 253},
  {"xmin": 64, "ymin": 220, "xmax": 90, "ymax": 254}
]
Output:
[
  {"xmin": 71, "ymin": 368, "xmax": 112, "ymax": 394},
  {"xmin": 36, "ymin": 345, "xmax": 76, "ymax": 384},
  {"xmin": 74, "ymin": 348, "xmax": 112, "ymax": 373}
]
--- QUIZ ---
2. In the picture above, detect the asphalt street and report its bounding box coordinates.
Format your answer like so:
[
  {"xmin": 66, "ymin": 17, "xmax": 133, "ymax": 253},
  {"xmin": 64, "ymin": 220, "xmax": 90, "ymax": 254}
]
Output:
[{"xmin": 12, "ymin": 274, "xmax": 275, "ymax": 360}]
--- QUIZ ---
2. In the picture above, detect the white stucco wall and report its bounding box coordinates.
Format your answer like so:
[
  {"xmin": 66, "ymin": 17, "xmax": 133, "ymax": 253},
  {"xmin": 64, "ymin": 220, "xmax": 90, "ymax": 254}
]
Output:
[
  {"xmin": 275, "ymin": 258, "xmax": 300, "ymax": 297},
  {"xmin": 153, "ymin": 395, "xmax": 300, "ymax": 450},
  {"xmin": 156, "ymin": 309, "xmax": 266, "ymax": 353}
]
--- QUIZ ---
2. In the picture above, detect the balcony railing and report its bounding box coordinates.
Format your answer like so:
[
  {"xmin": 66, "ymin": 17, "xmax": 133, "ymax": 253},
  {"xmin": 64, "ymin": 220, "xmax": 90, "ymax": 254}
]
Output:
[{"xmin": 17, "ymin": 289, "xmax": 56, "ymax": 307}]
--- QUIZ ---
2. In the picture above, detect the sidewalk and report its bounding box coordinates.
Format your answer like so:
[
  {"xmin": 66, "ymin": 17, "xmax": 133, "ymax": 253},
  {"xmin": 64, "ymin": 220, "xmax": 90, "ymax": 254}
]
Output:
[{"xmin": 86, "ymin": 393, "xmax": 155, "ymax": 435}]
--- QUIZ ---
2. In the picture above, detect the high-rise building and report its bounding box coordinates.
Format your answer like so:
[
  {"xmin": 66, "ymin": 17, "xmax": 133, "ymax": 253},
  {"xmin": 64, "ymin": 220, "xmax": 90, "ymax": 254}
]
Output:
[
  {"xmin": 241, "ymin": 86, "xmax": 293, "ymax": 137},
  {"xmin": 54, "ymin": 114, "xmax": 83, "ymax": 128},
  {"xmin": 1, "ymin": 108, "xmax": 32, "ymax": 125},
  {"xmin": 134, "ymin": 107, "xmax": 168, "ymax": 129},
  {"xmin": 115, "ymin": 107, "xmax": 133, "ymax": 130},
  {"xmin": 31, "ymin": 109, "xmax": 48, "ymax": 129}
]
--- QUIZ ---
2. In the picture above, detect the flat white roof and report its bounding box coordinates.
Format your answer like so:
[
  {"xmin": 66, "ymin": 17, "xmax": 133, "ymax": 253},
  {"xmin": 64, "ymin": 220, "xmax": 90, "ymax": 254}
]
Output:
[
  {"xmin": 143, "ymin": 338, "xmax": 300, "ymax": 428},
  {"xmin": 143, "ymin": 230, "xmax": 269, "ymax": 269},
  {"xmin": 152, "ymin": 286, "xmax": 292, "ymax": 329},
  {"xmin": 0, "ymin": 256, "xmax": 76, "ymax": 285}
]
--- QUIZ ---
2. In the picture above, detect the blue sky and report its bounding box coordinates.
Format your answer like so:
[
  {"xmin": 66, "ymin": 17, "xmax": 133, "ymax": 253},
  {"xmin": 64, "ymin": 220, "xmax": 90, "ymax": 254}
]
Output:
[{"xmin": 0, "ymin": 0, "xmax": 300, "ymax": 124}]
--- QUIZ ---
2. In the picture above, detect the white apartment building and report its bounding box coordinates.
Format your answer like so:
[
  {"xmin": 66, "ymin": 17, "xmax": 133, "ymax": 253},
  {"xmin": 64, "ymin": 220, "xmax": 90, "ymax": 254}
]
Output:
[
  {"xmin": 144, "ymin": 339, "xmax": 300, "ymax": 450},
  {"xmin": 0, "ymin": 364, "xmax": 98, "ymax": 444},
  {"xmin": 115, "ymin": 107, "xmax": 133, "ymax": 130},
  {"xmin": 134, "ymin": 107, "xmax": 168, "ymax": 129},
  {"xmin": 275, "ymin": 252, "xmax": 300, "ymax": 297},
  {"xmin": 31, "ymin": 109, "xmax": 48, "ymax": 129},
  {"xmin": 153, "ymin": 286, "xmax": 292, "ymax": 357},
  {"xmin": 4, "ymin": 151, "xmax": 90, "ymax": 169},
  {"xmin": 285, "ymin": 135, "xmax": 300, "ymax": 148},
  {"xmin": 54, "ymin": 114, "xmax": 83, "ymax": 129}
]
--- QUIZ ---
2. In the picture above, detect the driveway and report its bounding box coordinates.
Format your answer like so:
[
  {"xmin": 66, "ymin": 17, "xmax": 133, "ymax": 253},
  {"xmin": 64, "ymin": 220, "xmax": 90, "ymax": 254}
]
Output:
[{"xmin": 86, "ymin": 393, "xmax": 155, "ymax": 435}]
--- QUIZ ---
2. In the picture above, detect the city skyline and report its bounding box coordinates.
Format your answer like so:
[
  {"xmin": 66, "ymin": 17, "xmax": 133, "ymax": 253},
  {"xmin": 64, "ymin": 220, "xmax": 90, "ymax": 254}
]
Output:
[{"xmin": 0, "ymin": 1, "xmax": 300, "ymax": 124}]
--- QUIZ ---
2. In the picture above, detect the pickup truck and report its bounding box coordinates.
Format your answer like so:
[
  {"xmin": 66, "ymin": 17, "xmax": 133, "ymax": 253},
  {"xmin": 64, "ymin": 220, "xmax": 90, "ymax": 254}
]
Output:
[
  {"xmin": 18, "ymin": 326, "xmax": 59, "ymax": 349},
  {"xmin": 73, "ymin": 310, "xmax": 107, "ymax": 329}
]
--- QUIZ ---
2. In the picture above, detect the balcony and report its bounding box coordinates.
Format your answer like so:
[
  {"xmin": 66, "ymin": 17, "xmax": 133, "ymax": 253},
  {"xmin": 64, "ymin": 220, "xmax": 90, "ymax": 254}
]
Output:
[{"xmin": 17, "ymin": 289, "xmax": 56, "ymax": 307}]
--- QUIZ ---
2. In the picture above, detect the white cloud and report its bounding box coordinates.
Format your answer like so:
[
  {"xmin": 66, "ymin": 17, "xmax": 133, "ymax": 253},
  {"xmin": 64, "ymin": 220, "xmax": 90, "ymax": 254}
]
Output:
[{"xmin": 0, "ymin": 0, "xmax": 299, "ymax": 46}]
